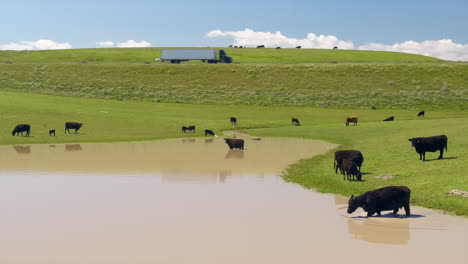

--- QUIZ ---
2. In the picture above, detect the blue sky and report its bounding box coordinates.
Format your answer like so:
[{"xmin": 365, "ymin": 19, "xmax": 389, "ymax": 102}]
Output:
[{"xmin": 1, "ymin": 0, "xmax": 467, "ymax": 60}]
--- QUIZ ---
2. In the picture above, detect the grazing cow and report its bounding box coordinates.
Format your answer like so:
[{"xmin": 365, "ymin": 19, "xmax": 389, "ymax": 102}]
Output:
[
  {"xmin": 276, "ymin": 47, "xmax": 281, "ymax": 50},
  {"xmin": 229, "ymin": 45, "xmax": 233, "ymax": 48},
  {"xmin": 187, "ymin": 125, "xmax": 196, "ymax": 133},
  {"xmin": 333, "ymin": 46, "xmax": 338, "ymax": 49},
  {"xmin": 205, "ymin": 129, "xmax": 215, "ymax": 136},
  {"xmin": 224, "ymin": 138, "xmax": 244, "ymax": 150},
  {"xmin": 341, "ymin": 159, "xmax": 362, "ymax": 181},
  {"xmin": 234, "ymin": 46, "xmax": 238, "ymax": 48},
  {"xmin": 12, "ymin": 124, "xmax": 30, "ymax": 136},
  {"xmin": 334, "ymin": 150, "xmax": 364, "ymax": 174},
  {"xmin": 408, "ymin": 135, "xmax": 447, "ymax": 161},
  {"xmin": 371, "ymin": 105, "xmax": 377, "ymax": 110},
  {"xmin": 417, "ymin": 111, "xmax": 425, "ymax": 117},
  {"xmin": 239, "ymin": 46, "xmax": 243, "ymax": 48},
  {"xmin": 291, "ymin": 118, "xmax": 301, "ymax": 126},
  {"xmin": 257, "ymin": 45, "xmax": 265, "ymax": 48},
  {"xmin": 296, "ymin": 46, "xmax": 301, "ymax": 49},
  {"xmin": 65, "ymin": 122, "xmax": 83, "ymax": 134},
  {"xmin": 347, "ymin": 186, "xmax": 411, "ymax": 217},
  {"xmin": 230, "ymin": 117, "xmax": 237, "ymax": 125},
  {"xmin": 49, "ymin": 129, "xmax": 56, "ymax": 136},
  {"xmin": 182, "ymin": 126, "xmax": 188, "ymax": 133},
  {"xmin": 345, "ymin": 116, "xmax": 358, "ymax": 126},
  {"xmin": 383, "ymin": 116, "xmax": 394, "ymax": 121}
]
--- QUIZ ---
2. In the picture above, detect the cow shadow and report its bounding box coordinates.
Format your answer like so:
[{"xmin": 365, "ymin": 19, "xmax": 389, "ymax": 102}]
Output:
[
  {"xmin": 423, "ymin": 157, "xmax": 457, "ymax": 162},
  {"xmin": 224, "ymin": 150, "xmax": 245, "ymax": 160},
  {"xmin": 350, "ymin": 213, "xmax": 425, "ymax": 219}
]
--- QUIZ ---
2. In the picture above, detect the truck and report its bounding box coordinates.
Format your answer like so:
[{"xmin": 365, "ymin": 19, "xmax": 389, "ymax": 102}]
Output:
[{"xmin": 157, "ymin": 49, "xmax": 233, "ymax": 64}]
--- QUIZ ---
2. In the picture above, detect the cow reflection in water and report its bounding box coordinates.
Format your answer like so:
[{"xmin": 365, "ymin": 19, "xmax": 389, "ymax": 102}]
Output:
[
  {"xmin": 204, "ymin": 138, "xmax": 214, "ymax": 144},
  {"xmin": 224, "ymin": 150, "xmax": 244, "ymax": 160},
  {"xmin": 347, "ymin": 218, "xmax": 410, "ymax": 245},
  {"xmin": 65, "ymin": 144, "xmax": 82, "ymax": 152},
  {"xmin": 13, "ymin": 145, "xmax": 31, "ymax": 154},
  {"xmin": 181, "ymin": 139, "xmax": 196, "ymax": 144}
]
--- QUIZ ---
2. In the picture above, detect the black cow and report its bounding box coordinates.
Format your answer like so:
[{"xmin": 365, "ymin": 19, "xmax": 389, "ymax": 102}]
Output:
[
  {"xmin": 224, "ymin": 138, "xmax": 244, "ymax": 150},
  {"xmin": 296, "ymin": 46, "xmax": 301, "ymax": 49},
  {"xmin": 205, "ymin": 129, "xmax": 215, "ymax": 136},
  {"xmin": 334, "ymin": 150, "xmax": 364, "ymax": 174},
  {"xmin": 417, "ymin": 111, "xmax": 425, "ymax": 117},
  {"xmin": 291, "ymin": 117, "xmax": 301, "ymax": 126},
  {"xmin": 12, "ymin": 124, "xmax": 30, "ymax": 136},
  {"xmin": 49, "ymin": 129, "xmax": 56, "ymax": 136},
  {"xmin": 408, "ymin": 135, "xmax": 447, "ymax": 161},
  {"xmin": 230, "ymin": 117, "xmax": 237, "ymax": 125},
  {"xmin": 187, "ymin": 125, "xmax": 196, "ymax": 133},
  {"xmin": 333, "ymin": 46, "xmax": 338, "ymax": 49},
  {"xmin": 65, "ymin": 122, "xmax": 83, "ymax": 134},
  {"xmin": 257, "ymin": 45, "xmax": 265, "ymax": 48},
  {"xmin": 383, "ymin": 116, "xmax": 394, "ymax": 121},
  {"xmin": 276, "ymin": 47, "xmax": 281, "ymax": 50},
  {"xmin": 341, "ymin": 159, "xmax": 362, "ymax": 181},
  {"xmin": 347, "ymin": 186, "xmax": 411, "ymax": 217},
  {"xmin": 182, "ymin": 126, "xmax": 188, "ymax": 133}
]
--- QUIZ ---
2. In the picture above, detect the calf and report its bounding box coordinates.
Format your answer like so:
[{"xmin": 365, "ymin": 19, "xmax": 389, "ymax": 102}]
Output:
[
  {"xmin": 341, "ymin": 159, "xmax": 362, "ymax": 181},
  {"xmin": 49, "ymin": 129, "xmax": 56, "ymax": 136},
  {"xmin": 187, "ymin": 125, "xmax": 196, "ymax": 133},
  {"xmin": 347, "ymin": 186, "xmax": 411, "ymax": 217},
  {"xmin": 224, "ymin": 138, "xmax": 244, "ymax": 150},
  {"xmin": 408, "ymin": 135, "xmax": 447, "ymax": 161},
  {"xmin": 383, "ymin": 116, "xmax": 394, "ymax": 121},
  {"xmin": 230, "ymin": 117, "xmax": 237, "ymax": 125},
  {"xmin": 12, "ymin": 124, "xmax": 30, "ymax": 136},
  {"xmin": 291, "ymin": 117, "xmax": 301, "ymax": 126},
  {"xmin": 334, "ymin": 150, "xmax": 364, "ymax": 174},
  {"xmin": 345, "ymin": 116, "xmax": 358, "ymax": 126},
  {"xmin": 205, "ymin": 129, "xmax": 215, "ymax": 136},
  {"xmin": 65, "ymin": 122, "xmax": 83, "ymax": 134},
  {"xmin": 417, "ymin": 111, "xmax": 425, "ymax": 117}
]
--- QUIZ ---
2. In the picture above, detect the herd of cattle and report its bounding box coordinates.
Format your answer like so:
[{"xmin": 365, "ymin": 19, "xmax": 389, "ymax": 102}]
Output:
[{"xmin": 10, "ymin": 122, "xmax": 83, "ymax": 137}]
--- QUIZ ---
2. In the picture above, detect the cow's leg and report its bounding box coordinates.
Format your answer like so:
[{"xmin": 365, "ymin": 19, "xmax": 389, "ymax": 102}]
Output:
[
  {"xmin": 392, "ymin": 208, "xmax": 399, "ymax": 214},
  {"xmin": 422, "ymin": 152, "xmax": 426, "ymax": 161},
  {"xmin": 366, "ymin": 211, "xmax": 374, "ymax": 217},
  {"xmin": 404, "ymin": 204, "xmax": 411, "ymax": 216},
  {"xmin": 438, "ymin": 149, "xmax": 444, "ymax": 159},
  {"xmin": 377, "ymin": 211, "xmax": 381, "ymax": 216}
]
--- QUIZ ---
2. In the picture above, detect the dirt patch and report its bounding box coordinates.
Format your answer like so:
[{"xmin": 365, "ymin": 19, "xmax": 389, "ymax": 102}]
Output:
[
  {"xmin": 373, "ymin": 174, "xmax": 396, "ymax": 180},
  {"xmin": 448, "ymin": 189, "xmax": 468, "ymax": 197}
]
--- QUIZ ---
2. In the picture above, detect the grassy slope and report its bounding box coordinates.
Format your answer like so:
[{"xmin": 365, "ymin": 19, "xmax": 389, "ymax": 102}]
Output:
[
  {"xmin": 1, "ymin": 91, "xmax": 467, "ymax": 216},
  {"xmin": 0, "ymin": 47, "xmax": 443, "ymax": 63}
]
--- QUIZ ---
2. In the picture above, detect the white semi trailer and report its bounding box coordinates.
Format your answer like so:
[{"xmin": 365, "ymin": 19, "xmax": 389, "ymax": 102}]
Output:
[{"xmin": 158, "ymin": 49, "xmax": 233, "ymax": 64}]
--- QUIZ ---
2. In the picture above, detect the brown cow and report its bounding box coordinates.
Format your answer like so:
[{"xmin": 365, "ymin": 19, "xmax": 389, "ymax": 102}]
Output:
[
  {"xmin": 345, "ymin": 116, "xmax": 358, "ymax": 126},
  {"xmin": 341, "ymin": 159, "xmax": 362, "ymax": 181},
  {"xmin": 291, "ymin": 118, "xmax": 301, "ymax": 126},
  {"xmin": 224, "ymin": 138, "xmax": 244, "ymax": 150},
  {"xmin": 334, "ymin": 150, "xmax": 364, "ymax": 174}
]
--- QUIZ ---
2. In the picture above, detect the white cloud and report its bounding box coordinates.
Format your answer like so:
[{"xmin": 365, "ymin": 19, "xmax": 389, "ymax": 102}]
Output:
[
  {"xmin": 116, "ymin": 40, "xmax": 152, "ymax": 48},
  {"xmin": 207, "ymin": 28, "xmax": 468, "ymax": 61},
  {"xmin": 0, "ymin": 39, "xmax": 72, "ymax": 50},
  {"xmin": 207, "ymin": 28, "xmax": 354, "ymax": 49},
  {"xmin": 359, "ymin": 39, "xmax": 468, "ymax": 61},
  {"xmin": 96, "ymin": 41, "xmax": 115, "ymax": 47}
]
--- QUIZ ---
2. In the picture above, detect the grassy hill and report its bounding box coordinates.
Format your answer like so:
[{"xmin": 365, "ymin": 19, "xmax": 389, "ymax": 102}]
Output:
[{"xmin": 0, "ymin": 47, "xmax": 444, "ymax": 63}]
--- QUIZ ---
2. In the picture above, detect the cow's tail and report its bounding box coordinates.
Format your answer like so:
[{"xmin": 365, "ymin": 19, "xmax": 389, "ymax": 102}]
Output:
[{"xmin": 445, "ymin": 138, "xmax": 448, "ymax": 152}]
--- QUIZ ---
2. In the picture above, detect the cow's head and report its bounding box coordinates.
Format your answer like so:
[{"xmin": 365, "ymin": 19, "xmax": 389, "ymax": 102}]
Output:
[
  {"xmin": 347, "ymin": 195, "xmax": 359, "ymax": 214},
  {"xmin": 408, "ymin": 138, "xmax": 419, "ymax": 147}
]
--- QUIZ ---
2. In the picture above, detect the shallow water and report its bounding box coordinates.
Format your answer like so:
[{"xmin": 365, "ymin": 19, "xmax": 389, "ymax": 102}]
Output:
[{"xmin": 0, "ymin": 136, "xmax": 467, "ymax": 264}]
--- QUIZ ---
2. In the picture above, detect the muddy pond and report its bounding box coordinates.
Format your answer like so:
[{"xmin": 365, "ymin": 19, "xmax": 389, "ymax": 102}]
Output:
[{"xmin": 1, "ymin": 134, "xmax": 467, "ymax": 264}]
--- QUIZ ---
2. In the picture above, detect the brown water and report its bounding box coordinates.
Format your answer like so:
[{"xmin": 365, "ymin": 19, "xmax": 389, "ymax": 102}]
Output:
[{"xmin": 1, "ymin": 136, "xmax": 467, "ymax": 264}]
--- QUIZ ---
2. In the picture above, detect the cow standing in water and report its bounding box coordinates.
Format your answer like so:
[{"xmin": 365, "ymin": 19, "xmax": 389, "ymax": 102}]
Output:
[
  {"xmin": 408, "ymin": 135, "xmax": 447, "ymax": 161},
  {"xmin": 345, "ymin": 116, "xmax": 358, "ymax": 126},
  {"xmin": 224, "ymin": 138, "xmax": 244, "ymax": 150},
  {"xmin": 12, "ymin": 124, "xmax": 31, "ymax": 136},
  {"xmin": 347, "ymin": 186, "xmax": 411, "ymax": 217}
]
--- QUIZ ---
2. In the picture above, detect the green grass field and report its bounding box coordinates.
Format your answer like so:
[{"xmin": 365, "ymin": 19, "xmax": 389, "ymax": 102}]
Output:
[
  {"xmin": 0, "ymin": 47, "xmax": 467, "ymax": 216},
  {"xmin": 1, "ymin": 90, "xmax": 467, "ymax": 216}
]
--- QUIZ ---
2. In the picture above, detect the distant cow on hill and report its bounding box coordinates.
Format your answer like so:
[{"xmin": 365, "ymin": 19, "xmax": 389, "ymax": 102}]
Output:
[
  {"xmin": 187, "ymin": 125, "xmax": 196, "ymax": 133},
  {"xmin": 345, "ymin": 116, "xmax": 358, "ymax": 126},
  {"xmin": 341, "ymin": 159, "xmax": 362, "ymax": 181},
  {"xmin": 408, "ymin": 135, "xmax": 447, "ymax": 161},
  {"xmin": 224, "ymin": 138, "xmax": 244, "ymax": 150},
  {"xmin": 12, "ymin": 124, "xmax": 30, "ymax": 136},
  {"xmin": 347, "ymin": 186, "xmax": 411, "ymax": 217},
  {"xmin": 276, "ymin": 47, "xmax": 281, "ymax": 50},
  {"xmin": 205, "ymin": 129, "xmax": 215, "ymax": 136},
  {"xmin": 417, "ymin": 111, "xmax": 425, "ymax": 117},
  {"xmin": 333, "ymin": 46, "xmax": 338, "ymax": 49},
  {"xmin": 291, "ymin": 118, "xmax": 301, "ymax": 126},
  {"xmin": 181, "ymin": 126, "xmax": 188, "ymax": 133},
  {"xmin": 296, "ymin": 46, "xmax": 301, "ymax": 49},
  {"xmin": 383, "ymin": 116, "xmax": 394, "ymax": 121},
  {"xmin": 257, "ymin": 45, "xmax": 265, "ymax": 48},
  {"xmin": 334, "ymin": 150, "xmax": 364, "ymax": 174},
  {"xmin": 230, "ymin": 117, "xmax": 237, "ymax": 125},
  {"xmin": 49, "ymin": 129, "xmax": 56, "ymax": 136},
  {"xmin": 65, "ymin": 122, "xmax": 83, "ymax": 134}
]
